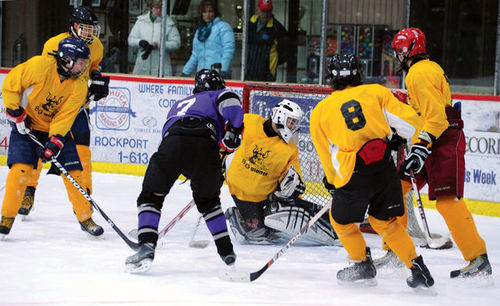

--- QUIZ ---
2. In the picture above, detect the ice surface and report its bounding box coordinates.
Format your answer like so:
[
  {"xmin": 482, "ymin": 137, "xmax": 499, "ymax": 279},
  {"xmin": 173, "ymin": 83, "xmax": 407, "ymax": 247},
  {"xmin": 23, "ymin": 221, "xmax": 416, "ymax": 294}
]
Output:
[{"xmin": 0, "ymin": 166, "xmax": 498, "ymax": 305}]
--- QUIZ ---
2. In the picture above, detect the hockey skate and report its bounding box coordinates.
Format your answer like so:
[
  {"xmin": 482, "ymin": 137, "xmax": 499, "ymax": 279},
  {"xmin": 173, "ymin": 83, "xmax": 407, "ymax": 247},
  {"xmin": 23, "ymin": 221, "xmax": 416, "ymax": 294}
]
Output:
[
  {"xmin": 18, "ymin": 186, "xmax": 36, "ymax": 219},
  {"xmin": 337, "ymin": 247, "xmax": 377, "ymax": 286},
  {"xmin": 450, "ymin": 254, "xmax": 492, "ymax": 278},
  {"xmin": 79, "ymin": 217, "xmax": 104, "ymax": 236},
  {"xmin": 125, "ymin": 243, "xmax": 155, "ymax": 273},
  {"xmin": 407, "ymin": 255, "xmax": 434, "ymax": 289},
  {"xmin": 373, "ymin": 249, "xmax": 405, "ymax": 269},
  {"xmin": 0, "ymin": 216, "xmax": 15, "ymax": 239}
]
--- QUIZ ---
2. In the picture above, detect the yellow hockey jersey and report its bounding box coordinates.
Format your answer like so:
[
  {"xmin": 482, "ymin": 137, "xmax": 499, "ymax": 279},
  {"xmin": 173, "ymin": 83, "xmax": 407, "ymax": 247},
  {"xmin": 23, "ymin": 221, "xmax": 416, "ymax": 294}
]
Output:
[
  {"xmin": 310, "ymin": 84, "xmax": 422, "ymax": 188},
  {"xmin": 2, "ymin": 55, "xmax": 88, "ymax": 137},
  {"xmin": 42, "ymin": 32, "xmax": 103, "ymax": 82},
  {"xmin": 227, "ymin": 114, "xmax": 302, "ymax": 202},
  {"xmin": 406, "ymin": 59, "xmax": 451, "ymax": 141}
]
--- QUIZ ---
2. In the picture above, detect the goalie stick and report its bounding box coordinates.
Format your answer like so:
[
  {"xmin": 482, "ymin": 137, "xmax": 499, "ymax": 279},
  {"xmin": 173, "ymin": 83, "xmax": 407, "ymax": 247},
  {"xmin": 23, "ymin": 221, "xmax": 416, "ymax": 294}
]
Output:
[
  {"xmin": 409, "ymin": 172, "xmax": 453, "ymax": 249},
  {"xmin": 27, "ymin": 131, "xmax": 140, "ymax": 251},
  {"xmin": 218, "ymin": 200, "xmax": 332, "ymax": 283}
]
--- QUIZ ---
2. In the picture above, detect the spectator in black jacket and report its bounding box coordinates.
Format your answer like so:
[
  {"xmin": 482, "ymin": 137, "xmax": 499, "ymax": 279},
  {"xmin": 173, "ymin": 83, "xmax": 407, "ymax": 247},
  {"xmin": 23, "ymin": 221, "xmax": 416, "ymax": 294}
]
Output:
[{"xmin": 246, "ymin": 0, "xmax": 289, "ymax": 81}]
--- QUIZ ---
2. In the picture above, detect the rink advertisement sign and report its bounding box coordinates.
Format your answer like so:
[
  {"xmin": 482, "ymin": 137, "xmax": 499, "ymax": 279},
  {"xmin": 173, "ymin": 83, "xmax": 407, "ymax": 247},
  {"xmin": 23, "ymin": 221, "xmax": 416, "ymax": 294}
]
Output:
[{"xmin": 464, "ymin": 130, "xmax": 500, "ymax": 202}]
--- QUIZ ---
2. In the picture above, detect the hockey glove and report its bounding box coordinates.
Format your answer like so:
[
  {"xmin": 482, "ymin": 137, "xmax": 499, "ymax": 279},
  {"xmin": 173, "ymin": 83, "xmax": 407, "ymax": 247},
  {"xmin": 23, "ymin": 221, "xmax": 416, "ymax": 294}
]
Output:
[
  {"xmin": 322, "ymin": 176, "xmax": 335, "ymax": 197},
  {"xmin": 38, "ymin": 134, "xmax": 65, "ymax": 163},
  {"xmin": 400, "ymin": 142, "xmax": 430, "ymax": 176},
  {"xmin": 220, "ymin": 124, "xmax": 244, "ymax": 153},
  {"xmin": 88, "ymin": 70, "xmax": 110, "ymax": 101},
  {"xmin": 6, "ymin": 107, "xmax": 31, "ymax": 135},
  {"xmin": 274, "ymin": 165, "xmax": 305, "ymax": 199},
  {"xmin": 139, "ymin": 40, "xmax": 154, "ymax": 60}
]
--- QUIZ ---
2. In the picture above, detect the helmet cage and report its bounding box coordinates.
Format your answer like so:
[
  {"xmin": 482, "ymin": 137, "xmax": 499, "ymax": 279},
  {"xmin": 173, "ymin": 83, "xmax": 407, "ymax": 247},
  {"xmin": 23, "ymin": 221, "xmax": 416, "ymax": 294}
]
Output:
[
  {"xmin": 71, "ymin": 23, "xmax": 100, "ymax": 44},
  {"xmin": 271, "ymin": 99, "xmax": 304, "ymax": 143}
]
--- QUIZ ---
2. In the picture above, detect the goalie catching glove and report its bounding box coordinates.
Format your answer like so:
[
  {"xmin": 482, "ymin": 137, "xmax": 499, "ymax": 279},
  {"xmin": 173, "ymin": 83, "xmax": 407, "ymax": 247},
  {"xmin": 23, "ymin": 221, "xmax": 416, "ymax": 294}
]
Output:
[
  {"xmin": 38, "ymin": 134, "xmax": 65, "ymax": 163},
  {"xmin": 88, "ymin": 70, "xmax": 110, "ymax": 101},
  {"xmin": 274, "ymin": 165, "xmax": 305, "ymax": 199},
  {"xmin": 220, "ymin": 124, "xmax": 244, "ymax": 153},
  {"xmin": 6, "ymin": 107, "xmax": 31, "ymax": 135}
]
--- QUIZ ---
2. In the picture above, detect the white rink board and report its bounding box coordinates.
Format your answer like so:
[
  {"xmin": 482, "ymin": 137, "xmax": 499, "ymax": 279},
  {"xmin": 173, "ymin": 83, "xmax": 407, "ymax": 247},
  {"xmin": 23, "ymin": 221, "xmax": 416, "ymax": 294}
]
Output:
[{"xmin": 0, "ymin": 72, "xmax": 498, "ymax": 202}]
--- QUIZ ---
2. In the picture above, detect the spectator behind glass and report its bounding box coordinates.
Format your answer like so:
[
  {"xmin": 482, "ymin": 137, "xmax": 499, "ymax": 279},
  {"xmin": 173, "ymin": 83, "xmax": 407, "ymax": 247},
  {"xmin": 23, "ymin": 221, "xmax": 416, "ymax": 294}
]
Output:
[
  {"xmin": 181, "ymin": 0, "xmax": 235, "ymax": 79},
  {"xmin": 128, "ymin": 0, "xmax": 181, "ymax": 76},
  {"xmin": 246, "ymin": 0, "xmax": 289, "ymax": 82}
]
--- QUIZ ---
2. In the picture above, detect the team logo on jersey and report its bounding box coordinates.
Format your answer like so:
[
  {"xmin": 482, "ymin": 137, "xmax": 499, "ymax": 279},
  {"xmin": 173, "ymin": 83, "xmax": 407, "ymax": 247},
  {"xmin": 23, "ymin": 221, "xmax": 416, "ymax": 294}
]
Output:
[
  {"xmin": 242, "ymin": 145, "xmax": 270, "ymax": 176},
  {"xmin": 89, "ymin": 87, "xmax": 136, "ymax": 130}
]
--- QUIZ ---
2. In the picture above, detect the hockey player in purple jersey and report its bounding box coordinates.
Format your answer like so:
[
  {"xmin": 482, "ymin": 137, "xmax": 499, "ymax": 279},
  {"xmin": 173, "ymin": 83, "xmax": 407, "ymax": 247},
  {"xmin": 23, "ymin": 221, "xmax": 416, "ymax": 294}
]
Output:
[{"xmin": 125, "ymin": 69, "xmax": 244, "ymax": 273}]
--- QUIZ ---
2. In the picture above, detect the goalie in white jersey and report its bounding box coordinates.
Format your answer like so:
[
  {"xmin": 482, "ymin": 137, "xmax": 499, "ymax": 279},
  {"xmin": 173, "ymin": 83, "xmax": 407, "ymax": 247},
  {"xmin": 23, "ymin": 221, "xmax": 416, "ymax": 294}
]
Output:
[{"xmin": 224, "ymin": 100, "xmax": 339, "ymax": 246}]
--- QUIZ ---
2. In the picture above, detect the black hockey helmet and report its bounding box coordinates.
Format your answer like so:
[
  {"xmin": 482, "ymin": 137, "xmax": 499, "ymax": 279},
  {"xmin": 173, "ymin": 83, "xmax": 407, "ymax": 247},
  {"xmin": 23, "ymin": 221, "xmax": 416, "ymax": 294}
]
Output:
[
  {"xmin": 69, "ymin": 6, "xmax": 100, "ymax": 44},
  {"xmin": 55, "ymin": 37, "xmax": 90, "ymax": 79},
  {"xmin": 326, "ymin": 54, "xmax": 362, "ymax": 89},
  {"xmin": 193, "ymin": 69, "xmax": 226, "ymax": 94}
]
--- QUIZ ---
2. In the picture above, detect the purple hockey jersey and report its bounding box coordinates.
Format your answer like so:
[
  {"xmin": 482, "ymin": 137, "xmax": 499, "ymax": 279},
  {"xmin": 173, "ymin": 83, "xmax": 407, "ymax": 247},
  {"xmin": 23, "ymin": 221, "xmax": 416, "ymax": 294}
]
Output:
[{"xmin": 162, "ymin": 89, "xmax": 244, "ymax": 143}]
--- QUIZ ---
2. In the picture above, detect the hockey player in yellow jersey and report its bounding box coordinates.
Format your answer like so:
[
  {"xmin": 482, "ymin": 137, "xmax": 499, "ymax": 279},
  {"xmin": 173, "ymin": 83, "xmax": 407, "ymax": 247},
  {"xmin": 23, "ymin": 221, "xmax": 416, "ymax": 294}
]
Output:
[
  {"xmin": 310, "ymin": 54, "xmax": 434, "ymax": 288},
  {"xmin": 225, "ymin": 100, "xmax": 338, "ymax": 245},
  {"xmin": 390, "ymin": 27, "xmax": 491, "ymax": 278},
  {"xmin": 18, "ymin": 6, "xmax": 109, "ymax": 219},
  {"xmin": 0, "ymin": 37, "xmax": 104, "ymax": 238}
]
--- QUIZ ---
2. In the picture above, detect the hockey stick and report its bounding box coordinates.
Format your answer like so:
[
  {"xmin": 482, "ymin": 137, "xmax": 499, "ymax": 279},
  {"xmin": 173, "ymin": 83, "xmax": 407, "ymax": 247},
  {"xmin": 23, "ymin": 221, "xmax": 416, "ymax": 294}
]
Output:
[
  {"xmin": 128, "ymin": 199, "xmax": 195, "ymax": 240},
  {"xmin": 218, "ymin": 200, "xmax": 332, "ymax": 283},
  {"xmin": 188, "ymin": 214, "xmax": 210, "ymax": 248},
  {"xmin": 26, "ymin": 131, "xmax": 140, "ymax": 251},
  {"xmin": 409, "ymin": 172, "xmax": 453, "ymax": 249}
]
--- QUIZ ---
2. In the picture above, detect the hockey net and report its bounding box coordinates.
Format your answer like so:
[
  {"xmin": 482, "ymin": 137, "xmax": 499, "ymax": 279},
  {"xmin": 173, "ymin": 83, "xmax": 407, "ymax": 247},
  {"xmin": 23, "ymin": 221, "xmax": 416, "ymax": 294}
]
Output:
[{"xmin": 241, "ymin": 83, "xmax": 425, "ymax": 240}]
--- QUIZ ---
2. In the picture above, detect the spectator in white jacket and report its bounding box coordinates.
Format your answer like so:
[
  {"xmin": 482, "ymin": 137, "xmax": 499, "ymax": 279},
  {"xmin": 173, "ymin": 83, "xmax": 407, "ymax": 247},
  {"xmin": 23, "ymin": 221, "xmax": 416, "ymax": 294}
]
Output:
[{"xmin": 128, "ymin": 0, "xmax": 181, "ymax": 76}]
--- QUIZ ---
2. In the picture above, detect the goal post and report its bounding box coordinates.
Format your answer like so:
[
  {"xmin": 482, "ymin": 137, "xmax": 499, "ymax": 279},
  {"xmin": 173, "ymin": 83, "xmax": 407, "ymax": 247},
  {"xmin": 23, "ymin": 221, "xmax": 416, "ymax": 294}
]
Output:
[
  {"xmin": 242, "ymin": 83, "xmax": 333, "ymax": 207},
  {"xmin": 241, "ymin": 83, "xmax": 425, "ymax": 240}
]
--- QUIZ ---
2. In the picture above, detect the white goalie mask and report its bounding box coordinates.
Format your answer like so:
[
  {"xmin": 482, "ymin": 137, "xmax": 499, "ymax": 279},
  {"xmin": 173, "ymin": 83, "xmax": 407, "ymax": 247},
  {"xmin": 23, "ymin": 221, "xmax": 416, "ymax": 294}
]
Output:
[{"xmin": 271, "ymin": 99, "xmax": 304, "ymax": 143}]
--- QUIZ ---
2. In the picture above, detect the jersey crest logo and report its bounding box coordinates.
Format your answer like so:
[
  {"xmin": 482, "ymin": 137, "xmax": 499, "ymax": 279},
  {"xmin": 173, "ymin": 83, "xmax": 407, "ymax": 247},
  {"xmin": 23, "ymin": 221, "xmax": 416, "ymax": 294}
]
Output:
[{"xmin": 241, "ymin": 145, "xmax": 270, "ymax": 176}]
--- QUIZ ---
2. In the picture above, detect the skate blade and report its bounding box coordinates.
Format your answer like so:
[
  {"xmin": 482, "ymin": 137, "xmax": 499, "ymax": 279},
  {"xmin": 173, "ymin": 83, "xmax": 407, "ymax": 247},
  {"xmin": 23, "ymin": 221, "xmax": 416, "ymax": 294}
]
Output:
[
  {"xmin": 189, "ymin": 240, "xmax": 210, "ymax": 248},
  {"xmin": 452, "ymin": 274, "xmax": 495, "ymax": 288},
  {"xmin": 0, "ymin": 234, "xmax": 6, "ymax": 241},
  {"xmin": 125, "ymin": 258, "xmax": 153, "ymax": 274},
  {"xmin": 20, "ymin": 214, "xmax": 29, "ymax": 221},
  {"xmin": 337, "ymin": 278, "xmax": 377, "ymax": 287},
  {"xmin": 411, "ymin": 286, "xmax": 438, "ymax": 296}
]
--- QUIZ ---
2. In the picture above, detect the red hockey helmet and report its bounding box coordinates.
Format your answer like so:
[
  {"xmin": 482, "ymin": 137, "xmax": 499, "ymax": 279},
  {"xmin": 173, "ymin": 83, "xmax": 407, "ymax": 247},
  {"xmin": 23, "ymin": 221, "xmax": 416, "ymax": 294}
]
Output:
[{"xmin": 391, "ymin": 28, "xmax": 427, "ymax": 62}]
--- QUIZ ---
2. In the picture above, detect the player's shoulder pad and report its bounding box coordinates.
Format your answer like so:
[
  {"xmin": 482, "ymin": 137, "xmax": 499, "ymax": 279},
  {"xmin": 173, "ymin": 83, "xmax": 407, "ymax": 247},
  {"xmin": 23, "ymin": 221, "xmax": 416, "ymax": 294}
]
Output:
[{"xmin": 216, "ymin": 90, "xmax": 241, "ymax": 106}]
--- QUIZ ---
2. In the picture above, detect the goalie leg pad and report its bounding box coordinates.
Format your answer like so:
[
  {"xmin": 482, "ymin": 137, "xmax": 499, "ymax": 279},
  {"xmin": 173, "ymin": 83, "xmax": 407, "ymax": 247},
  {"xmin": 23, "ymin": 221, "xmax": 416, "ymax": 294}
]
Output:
[{"xmin": 264, "ymin": 204, "xmax": 339, "ymax": 246}]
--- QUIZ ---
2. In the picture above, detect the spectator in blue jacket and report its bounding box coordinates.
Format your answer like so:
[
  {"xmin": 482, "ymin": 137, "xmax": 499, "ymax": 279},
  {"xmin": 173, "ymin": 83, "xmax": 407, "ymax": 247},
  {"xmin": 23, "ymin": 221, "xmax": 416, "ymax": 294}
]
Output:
[{"xmin": 181, "ymin": 0, "xmax": 235, "ymax": 79}]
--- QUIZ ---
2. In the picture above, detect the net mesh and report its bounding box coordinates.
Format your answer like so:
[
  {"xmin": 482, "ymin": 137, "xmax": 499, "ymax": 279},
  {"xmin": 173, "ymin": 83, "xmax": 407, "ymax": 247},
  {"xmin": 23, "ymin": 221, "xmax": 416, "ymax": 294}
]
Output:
[{"xmin": 242, "ymin": 83, "xmax": 424, "ymax": 238}]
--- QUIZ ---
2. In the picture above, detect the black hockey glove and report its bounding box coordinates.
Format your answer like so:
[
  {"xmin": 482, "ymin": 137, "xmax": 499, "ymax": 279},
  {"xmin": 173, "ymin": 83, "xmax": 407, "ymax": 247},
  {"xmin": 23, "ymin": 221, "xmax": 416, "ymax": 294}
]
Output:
[
  {"xmin": 88, "ymin": 70, "xmax": 110, "ymax": 101},
  {"xmin": 220, "ymin": 124, "xmax": 244, "ymax": 153},
  {"xmin": 322, "ymin": 176, "xmax": 335, "ymax": 197},
  {"xmin": 6, "ymin": 107, "xmax": 31, "ymax": 135},
  {"xmin": 139, "ymin": 40, "xmax": 154, "ymax": 60},
  {"xmin": 400, "ymin": 142, "xmax": 430, "ymax": 176},
  {"xmin": 38, "ymin": 134, "xmax": 65, "ymax": 163}
]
